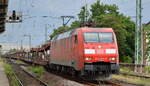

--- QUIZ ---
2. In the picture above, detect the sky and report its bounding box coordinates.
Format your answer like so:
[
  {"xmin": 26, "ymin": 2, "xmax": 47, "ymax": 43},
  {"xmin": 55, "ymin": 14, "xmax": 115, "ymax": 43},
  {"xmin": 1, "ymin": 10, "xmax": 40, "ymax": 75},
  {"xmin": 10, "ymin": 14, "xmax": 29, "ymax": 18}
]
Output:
[{"xmin": 0, "ymin": 0, "xmax": 150, "ymax": 47}]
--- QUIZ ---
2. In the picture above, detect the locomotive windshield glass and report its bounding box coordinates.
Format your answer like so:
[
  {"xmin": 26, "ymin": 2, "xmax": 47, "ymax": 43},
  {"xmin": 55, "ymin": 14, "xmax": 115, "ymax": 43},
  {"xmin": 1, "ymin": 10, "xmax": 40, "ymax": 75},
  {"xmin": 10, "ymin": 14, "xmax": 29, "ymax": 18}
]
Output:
[
  {"xmin": 84, "ymin": 32, "xmax": 113, "ymax": 43},
  {"xmin": 99, "ymin": 32, "xmax": 113, "ymax": 43},
  {"xmin": 84, "ymin": 32, "xmax": 99, "ymax": 43}
]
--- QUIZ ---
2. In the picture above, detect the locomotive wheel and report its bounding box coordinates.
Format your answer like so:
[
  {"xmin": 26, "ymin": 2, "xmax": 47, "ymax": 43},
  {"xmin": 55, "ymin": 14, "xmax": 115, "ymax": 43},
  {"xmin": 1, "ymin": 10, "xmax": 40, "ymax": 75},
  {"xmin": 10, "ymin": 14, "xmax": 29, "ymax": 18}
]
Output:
[
  {"xmin": 71, "ymin": 68, "xmax": 77, "ymax": 77},
  {"xmin": 79, "ymin": 71, "xmax": 112, "ymax": 81}
]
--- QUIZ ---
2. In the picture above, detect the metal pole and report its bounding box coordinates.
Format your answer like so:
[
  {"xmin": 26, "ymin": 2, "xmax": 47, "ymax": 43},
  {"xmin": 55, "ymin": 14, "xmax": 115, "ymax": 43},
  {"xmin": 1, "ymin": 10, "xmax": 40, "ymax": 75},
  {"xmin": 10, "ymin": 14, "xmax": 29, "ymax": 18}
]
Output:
[
  {"xmin": 0, "ymin": 45, "xmax": 2, "ymax": 57},
  {"xmin": 21, "ymin": 40, "xmax": 23, "ymax": 50},
  {"xmin": 139, "ymin": 0, "xmax": 143, "ymax": 73},
  {"xmin": 135, "ymin": 0, "xmax": 138, "ymax": 72},
  {"xmin": 29, "ymin": 35, "xmax": 31, "ymax": 50},
  {"xmin": 45, "ymin": 24, "xmax": 48, "ymax": 42},
  {"xmin": 62, "ymin": 17, "xmax": 65, "ymax": 27},
  {"xmin": 85, "ymin": 0, "xmax": 87, "ymax": 22},
  {"xmin": 135, "ymin": 0, "xmax": 142, "ymax": 72},
  {"xmin": 24, "ymin": 35, "xmax": 31, "ymax": 50}
]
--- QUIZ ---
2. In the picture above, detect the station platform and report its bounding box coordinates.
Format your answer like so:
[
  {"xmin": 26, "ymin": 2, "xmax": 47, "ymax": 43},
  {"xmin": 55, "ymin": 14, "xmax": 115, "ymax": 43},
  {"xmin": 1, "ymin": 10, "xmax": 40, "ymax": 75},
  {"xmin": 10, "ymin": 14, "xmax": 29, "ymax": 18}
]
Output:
[{"xmin": 0, "ymin": 62, "xmax": 9, "ymax": 86}]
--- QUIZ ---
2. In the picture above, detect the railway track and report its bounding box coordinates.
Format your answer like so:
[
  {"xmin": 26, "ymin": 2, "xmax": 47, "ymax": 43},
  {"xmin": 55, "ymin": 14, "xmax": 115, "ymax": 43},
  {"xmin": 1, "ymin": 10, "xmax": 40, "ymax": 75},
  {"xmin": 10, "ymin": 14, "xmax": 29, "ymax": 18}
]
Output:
[
  {"xmin": 120, "ymin": 72, "xmax": 150, "ymax": 79},
  {"xmin": 20, "ymin": 66, "xmax": 49, "ymax": 86},
  {"xmin": 9, "ymin": 60, "xmax": 49, "ymax": 86},
  {"xmin": 8, "ymin": 71, "xmax": 24, "ymax": 86},
  {"xmin": 8, "ymin": 58, "xmax": 139, "ymax": 86},
  {"xmin": 119, "ymin": 63, "xmax": 150, "ymax": 79},
  {"xmin": 79, "ymin": 80, "xmax": 124, "ymax": 86},
  {"xmin": 46, "ymin": 68, "xmax": 123, "ymax": 86},
  {"xmin": 82, "ymin": 81, "xmax": 123, "ymax": 86},
  {"xmin": 105, "ymin": 81, "xmax": 122, "ymax": 86}
]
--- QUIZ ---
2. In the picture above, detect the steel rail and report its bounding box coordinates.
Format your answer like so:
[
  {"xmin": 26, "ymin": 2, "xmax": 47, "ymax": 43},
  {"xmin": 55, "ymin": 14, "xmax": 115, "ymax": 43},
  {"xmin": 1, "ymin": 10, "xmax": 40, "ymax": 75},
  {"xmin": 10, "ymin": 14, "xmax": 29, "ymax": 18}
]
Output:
[
  {"xmin": 20, "ymin": 66, "xmax": 49, "ymax": 86},
  {"xmin": 13, "ymin": 72, "xmax": 24, "ymax": 86},
  {"xmin": 9, "ymin": 59, "xmax": 49, "ymax": 86},
  {"xmin": 120, "ymin": 72, "xmax": 150, "ymax": 79},
  {"xmin": 105, "ymin": 81, "xmax": 122, "ymax": 86}
]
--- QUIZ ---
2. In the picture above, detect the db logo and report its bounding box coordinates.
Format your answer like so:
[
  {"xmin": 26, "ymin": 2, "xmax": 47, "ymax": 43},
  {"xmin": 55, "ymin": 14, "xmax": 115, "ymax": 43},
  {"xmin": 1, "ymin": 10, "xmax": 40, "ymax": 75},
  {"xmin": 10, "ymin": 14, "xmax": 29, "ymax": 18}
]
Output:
[
  {"xmin": 98, "ymin": 45, "xmax": 102, "ymax": 48},
  {"xmin": 97, "ymin": 49, "xmax": 104, "ymax": 54}
]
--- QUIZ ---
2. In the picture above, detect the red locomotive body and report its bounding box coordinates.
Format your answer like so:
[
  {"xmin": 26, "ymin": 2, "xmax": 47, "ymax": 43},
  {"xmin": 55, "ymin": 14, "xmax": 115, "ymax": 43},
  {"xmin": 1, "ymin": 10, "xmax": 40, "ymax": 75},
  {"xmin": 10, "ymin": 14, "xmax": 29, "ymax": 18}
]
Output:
[{"xmin": 50, "ymin": 27, "xmax": 119, "ymax": 80}]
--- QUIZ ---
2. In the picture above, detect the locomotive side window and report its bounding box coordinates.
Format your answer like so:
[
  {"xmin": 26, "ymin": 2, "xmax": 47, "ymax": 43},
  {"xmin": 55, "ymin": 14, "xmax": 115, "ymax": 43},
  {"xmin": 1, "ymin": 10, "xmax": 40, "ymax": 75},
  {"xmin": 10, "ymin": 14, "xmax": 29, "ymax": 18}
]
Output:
[
  {"xmin": 99, "ymin": 32, "xmax": 113, "ymax": 43},
  {"xmin": 75, "ymin": 35, "xmax": 78, "ymax": 43},
  {"xmin": 84, "ymin": 32, "xmax": 99, "ymax": 43}
]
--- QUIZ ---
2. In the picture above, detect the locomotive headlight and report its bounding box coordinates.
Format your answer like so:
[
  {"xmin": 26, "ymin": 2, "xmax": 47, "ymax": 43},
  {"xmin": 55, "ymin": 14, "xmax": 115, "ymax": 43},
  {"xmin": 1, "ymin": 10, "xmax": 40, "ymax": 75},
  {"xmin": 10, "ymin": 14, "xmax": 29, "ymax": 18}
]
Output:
[
  {"xmin": 111, "ymin": 57, "xmax": 115, "ymax": 61},
  {"xmin": 106, "ymin": 49, "xmax": 116, "ymax": 54},
  {"xmin": 85, "ymin": 57, "xmax": 92, "ymax": 61},
  {"xmin": 109, "ymin": 57, "xmax": 116, "ymax": 61}
]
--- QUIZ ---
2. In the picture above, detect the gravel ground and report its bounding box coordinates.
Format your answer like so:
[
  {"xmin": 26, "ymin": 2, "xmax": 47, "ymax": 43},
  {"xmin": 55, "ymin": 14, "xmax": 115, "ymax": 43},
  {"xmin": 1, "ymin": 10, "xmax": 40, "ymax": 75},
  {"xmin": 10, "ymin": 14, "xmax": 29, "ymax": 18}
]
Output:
[
  {"xmin": 37, "ymin": 70, "xmax": 86, "ymax": 86},
  {"xmin": 23, "ymin": 65, "xmax": 141, "ymax": 86},
  {"xmin": 110, "ymin": 79, "xmax": 139, "ymax": 86},
  {"xmin": 12, "ymin": 64, "xmax": 44, "ymax": 86},
  {"xmin": 29, "ymin": 68, "xmax": 138, "ymax": 86},
  {"xmin": 10, "ymin": 59, "xmax": 141, "ymax": 86}
]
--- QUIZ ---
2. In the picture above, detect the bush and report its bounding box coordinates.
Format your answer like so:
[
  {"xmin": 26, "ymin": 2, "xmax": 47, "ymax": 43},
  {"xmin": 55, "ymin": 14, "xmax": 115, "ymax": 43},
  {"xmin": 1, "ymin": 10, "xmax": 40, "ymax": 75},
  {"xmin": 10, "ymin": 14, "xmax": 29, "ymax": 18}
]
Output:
[
  {"xmin": 145, "ymin": 66, "xmax": 150, "ymax": 73},
  {"xmin": 121, "ymin": 56, "xmax": 132, "ymax": 63}
]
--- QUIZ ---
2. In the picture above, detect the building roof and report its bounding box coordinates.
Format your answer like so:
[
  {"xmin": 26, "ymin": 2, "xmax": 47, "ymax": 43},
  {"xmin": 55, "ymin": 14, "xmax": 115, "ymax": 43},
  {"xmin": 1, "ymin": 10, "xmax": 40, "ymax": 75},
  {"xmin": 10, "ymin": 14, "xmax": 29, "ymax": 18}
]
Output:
[{"xmin": 0, "ymin": 0, "xmax": 8, "ymax": 33}]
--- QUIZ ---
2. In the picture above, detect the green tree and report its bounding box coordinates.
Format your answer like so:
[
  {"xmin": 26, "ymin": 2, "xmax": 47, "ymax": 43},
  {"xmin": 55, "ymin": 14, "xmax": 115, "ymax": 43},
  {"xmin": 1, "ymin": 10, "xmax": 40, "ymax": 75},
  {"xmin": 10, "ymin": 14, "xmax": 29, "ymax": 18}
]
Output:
[
  {"xmin": 90, "ymin": 0, "xmax": 119, "ymax": 19},
  {"xmin": 70, "ymin": 21, "xmax": 81, "ymax": 30},
  {"xmin": 144, "ymin": 24, "xmax": 150, "ymax": 64},
  {"xmin": 50, "ymin": 26, "xmax": 70, "ymax": 39},
  {"xmin": 90, "ymin": 1, "xmax": 135, "ymax": 62},
  {"xmin": 50, "ymin": 0, "xmax": 135, "ymax": 63}
]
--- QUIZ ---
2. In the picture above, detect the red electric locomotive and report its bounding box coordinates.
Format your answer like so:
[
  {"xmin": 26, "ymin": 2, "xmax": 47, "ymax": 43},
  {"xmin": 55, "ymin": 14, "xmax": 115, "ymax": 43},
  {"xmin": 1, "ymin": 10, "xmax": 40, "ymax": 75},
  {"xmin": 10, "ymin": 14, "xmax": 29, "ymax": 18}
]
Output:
[{"xmin": 50, "ymin": 27, "xmax": 119, "ymax": 80}]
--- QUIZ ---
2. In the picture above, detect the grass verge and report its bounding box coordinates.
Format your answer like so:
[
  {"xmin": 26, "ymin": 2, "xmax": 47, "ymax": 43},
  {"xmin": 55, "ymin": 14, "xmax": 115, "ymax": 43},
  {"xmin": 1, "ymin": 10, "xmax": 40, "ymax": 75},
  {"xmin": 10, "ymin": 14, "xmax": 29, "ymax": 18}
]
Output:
[
  {"xmin": 0, "ymin": 58, "xmax": 6, "ymax": 62},
  {"xmin": 145, "ymin": 66, "xmax": 150, "ymax": 73},
  {"xmin": 15, "ymin": 60, "xmax": 24, "ymax": 64},
  {"xmin": 112, "ymin": 75, "xmax": 150, "ymax": 86},
  {"xmin": 27, "ymin": 66, "xmax": 45, "ymax": 78},
  {"xmin": 3, "ymin": 64, "xmax": 20, "ymax": 86},
  {"xmin": 120, "ymin": 66, "xmax": 132, "ymax": 73}
]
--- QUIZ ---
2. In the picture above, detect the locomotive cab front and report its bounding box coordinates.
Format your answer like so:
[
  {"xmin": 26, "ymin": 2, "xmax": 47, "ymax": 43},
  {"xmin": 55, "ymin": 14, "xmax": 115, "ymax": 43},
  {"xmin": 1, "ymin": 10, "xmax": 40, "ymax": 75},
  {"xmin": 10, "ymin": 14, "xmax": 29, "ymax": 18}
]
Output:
[{"xmin": 81, "ymin": 28, "xmax": 119, "ymax": 79}]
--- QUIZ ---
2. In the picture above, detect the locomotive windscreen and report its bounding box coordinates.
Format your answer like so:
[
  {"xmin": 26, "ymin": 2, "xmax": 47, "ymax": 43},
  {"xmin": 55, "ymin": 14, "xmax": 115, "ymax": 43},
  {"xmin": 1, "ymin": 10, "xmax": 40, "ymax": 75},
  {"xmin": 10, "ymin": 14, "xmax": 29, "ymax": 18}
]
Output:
[{"xmin": 84, "ymin": 32, "xmax": 113, "ymax": 43}]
